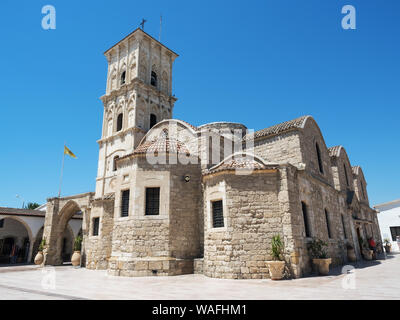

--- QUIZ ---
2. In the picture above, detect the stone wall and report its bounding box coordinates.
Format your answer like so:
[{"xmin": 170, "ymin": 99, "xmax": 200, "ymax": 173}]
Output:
[
  {"xmin": 202, "ymin": 171, "xmax": 284, "ymax": 279},
  {"xmin": 106, "ymin": 156, "xmax": 202, "ymax": 276},
  {"xmin": 169, "ymin": 163, "xmax": 202, "ymax": 259},
  {"xmin": 250, "ymin": 131, "xmax": 303, "ymax": 165},
  {"xmin": 296, "ymin": 171, "xmax": 348, "ymax": 269},
  {"xmin": 85, "ymin": 198, "xmax": 114, "ymax": 270}
]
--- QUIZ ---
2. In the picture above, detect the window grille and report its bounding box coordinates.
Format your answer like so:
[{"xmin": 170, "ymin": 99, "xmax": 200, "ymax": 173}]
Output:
[
  {"xmin": 93, "ymin": 217, "xmax": 99, "ymax": 236},
  {"xmin": 145, "ymin": 188, "xmax": 160, "ymax": 216},
  {"xmin": 212, "ymin": 200, "xmax": 224, "ymax": 228},
  {"xmin": 121, "ymin": 190, "xmax": 130, "ymax": 217}
]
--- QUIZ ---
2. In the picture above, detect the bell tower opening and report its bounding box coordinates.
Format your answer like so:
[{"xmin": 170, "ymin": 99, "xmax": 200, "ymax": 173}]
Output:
[
  {"xmin": 150, "ymin": 114, "xmax": 157, "ymax": 129},
  {"xmin": 151, "ymin": 71, "xmax": 158, "ymax": 87}
]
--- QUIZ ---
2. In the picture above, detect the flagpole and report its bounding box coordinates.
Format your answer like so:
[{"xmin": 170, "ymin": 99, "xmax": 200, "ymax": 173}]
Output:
[{"xmin": 58, "ymin": 145, "xmax": 66, "ymax": 198}]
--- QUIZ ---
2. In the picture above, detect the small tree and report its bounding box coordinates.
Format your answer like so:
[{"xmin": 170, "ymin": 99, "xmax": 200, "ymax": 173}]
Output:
[
  {"xmin": 25, "ymin": 202, "xmax": 41, "ymax": 210},
  {"xmin": 74, "ymin": 235, "xmax": 82, "ymax": 252},
  {"xmin": 307, "ymin": 238, "xmax": 328, "ymax": 259},
  {"xmin": 270, "ymin": 235, "xmax": 284, "ymax": 261}
]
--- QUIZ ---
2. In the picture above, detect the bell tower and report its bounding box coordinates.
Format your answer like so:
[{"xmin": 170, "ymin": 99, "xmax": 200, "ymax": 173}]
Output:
[{"xmin": 95, "ymin": 28, "xmax": 179, "ymax": 198}]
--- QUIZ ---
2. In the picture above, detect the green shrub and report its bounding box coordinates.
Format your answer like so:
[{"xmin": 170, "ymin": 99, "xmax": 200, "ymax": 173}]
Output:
[
  {"xmin": 270, "ymin": 235, "xmax": 284, "ymax": 261},
  {"xmin": 38, "ymin": 238, "xmax": 46, "ymax": 251},
  {"xmin": 307, "ymin": 238, "xmax": 328, "ymax": 259},
  {"xmin": 74, "ymin": 235, "xmax": 82, "ymax": 251}
]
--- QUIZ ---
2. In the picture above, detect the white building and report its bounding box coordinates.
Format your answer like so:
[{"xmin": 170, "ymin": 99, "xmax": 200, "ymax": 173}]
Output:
[{"xmin": 374, "ymin": 199, "xmax": 400, "ymax": 252}]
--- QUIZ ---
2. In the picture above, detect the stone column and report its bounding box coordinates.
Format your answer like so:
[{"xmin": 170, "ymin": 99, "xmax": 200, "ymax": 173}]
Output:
[
  {"xmin": 27, "ymin": 237, "xmax": 35, "ymax": 262},
  {"xmin": 278, "ymin": 165, "xmax": 303, "ymax": 278},
  {"xmin": 43, "ymin": 198, "xmax": 61, "ymax": 265}
]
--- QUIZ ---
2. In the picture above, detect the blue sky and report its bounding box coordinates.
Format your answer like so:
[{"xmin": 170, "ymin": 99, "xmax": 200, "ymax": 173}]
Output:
[{"xmin": 0, "ymin": 0, "xmax": 399, "ymax": 208}]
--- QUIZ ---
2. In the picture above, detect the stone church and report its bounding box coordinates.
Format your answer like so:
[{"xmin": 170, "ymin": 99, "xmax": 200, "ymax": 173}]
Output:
[{"xmin": 42, "ymin": 28, "xmax": 382, "ymax": 279}]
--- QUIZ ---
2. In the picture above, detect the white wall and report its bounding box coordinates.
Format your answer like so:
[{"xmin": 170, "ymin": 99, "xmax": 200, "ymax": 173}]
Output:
[{"xmin": 376, "ymin": 201, "xmax": 400, "ymax": 252}]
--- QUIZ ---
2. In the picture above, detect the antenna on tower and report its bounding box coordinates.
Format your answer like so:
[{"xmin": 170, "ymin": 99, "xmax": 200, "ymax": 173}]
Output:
[{"xmin": 159, "ymin": 14, "xmax": 162, "ymax": 42}]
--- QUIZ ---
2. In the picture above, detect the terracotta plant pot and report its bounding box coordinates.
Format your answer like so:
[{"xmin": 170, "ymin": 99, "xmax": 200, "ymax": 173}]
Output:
[
  {"xmin": 266, "ymin": 261, "xmax": 286, "ymax": 280},
  {"xmin": 347, "ymin": 248, "xmax": 357, "ymax": 262},
  {"xmin": 312, "ymin": 258, "xmax": 332, "ymax": 276},
  {"xmin": 384, "ymin": 245, "xmax": 391, "ymax": 253},
  {"xmin": 34, "ymin": 251, "xmax": 44, "ymax": 265},
  {"xmin": 362, "ymin": 249, "xmax": 373, "ymax": 260},
  {"xmin": 71, "ymin": 251, "xmax": 81, "ymax": 267}
]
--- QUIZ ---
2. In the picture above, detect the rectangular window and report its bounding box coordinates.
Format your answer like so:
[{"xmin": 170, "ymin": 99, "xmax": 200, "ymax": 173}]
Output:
[
  {"xmin": 121, "ymin": 189, "xmax": 130, "ymax": 217},
  {"xmin": 301, "ymin": 202, "xmax": 311, "ymax": 238},
  {"xmin": 390, "ymin": 226, "xmax": 400, "ymax": 242},
  {"xmin": 145, "ymin": 187, "xmax": 160, "ymax": 216},
  {"xmin": 212, "ymin": 200, "xmax": 224, "ymax": 228},
  {"xmin": 0, "ymin": 219, "xmax": 4, "ymax": 228},
  {"xmin": 92, "ymin": 217, "xmax": 99, "ymax": 236},
  {"xmin": 341, "ymin": 215, "xmax": 347, "ymax": 239}
]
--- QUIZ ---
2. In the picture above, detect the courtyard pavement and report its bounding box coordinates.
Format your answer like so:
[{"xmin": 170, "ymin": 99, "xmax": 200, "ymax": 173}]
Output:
[{"xmin": 0, "ymin": 253, "xmax": 399, "ymax": 300}]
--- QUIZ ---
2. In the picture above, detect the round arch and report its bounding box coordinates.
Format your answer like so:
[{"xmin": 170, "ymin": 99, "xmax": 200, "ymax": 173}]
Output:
[
  {"xmin": 55, "ymin": 200, "xmax": 83, "ymax": 264},
  {"xmin": 0, "ymin": 216, "xmax": 33, "ymax": 263},
  {"xmin": 31, "ymin": 226, "xmax": 44, "ymax": 263},
  {"xmin": 0, "ymin": 216, "xmax": 33, "ymax": 243}
]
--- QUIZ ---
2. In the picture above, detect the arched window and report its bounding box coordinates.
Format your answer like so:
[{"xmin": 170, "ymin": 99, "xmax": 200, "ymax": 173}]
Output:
[
  {"xmin": 301, "ymin": 201, "xmax": 311, "ymax": 238},
  {"xmin": 341, "ymin": 214, "xmax": 347, "ymax": 239},
  {"xmin": 343, "ymin": 164, "xmax": 349, "ymax": 187},
  {"xmin": 120, "ymin": 71, "xmax": 126, "ymax": 85},
  {"xmin": 117, "ymin": 113, "xmax": 123, "ymax": 132},
  {"xmin": 151, "ymin": 71, "xmax": 158, "ymax": 87},
  {"xmin": 360, "ymin": 181, "xmax": 366, "ymax": 199},
  {"xmin": 150, "ymin": 114, "xmax": 157, "ymax": 129},
  {"xmin": 316, "ymin": 142, "xmax": 324, "ymax": 174},
  {"xmin": 325, "ymin": 209, "xmax": 332, "ymax": 239},
  {"xmin": 113, "ymin": 156, "xmax": 119, "ymax": 172}
]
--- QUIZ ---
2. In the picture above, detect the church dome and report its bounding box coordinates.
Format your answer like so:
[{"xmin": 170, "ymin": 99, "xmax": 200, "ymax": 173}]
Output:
[{"xmin": 134, "ymin": 135, "xmax": 190, "ymax": 156}]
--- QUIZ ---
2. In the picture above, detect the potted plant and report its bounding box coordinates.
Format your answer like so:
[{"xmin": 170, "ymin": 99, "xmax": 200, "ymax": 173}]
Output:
[
  {"xmin": 383, "ymin": 238, "xmax": 392, "ymax": 253},
  {"xmin": 307, "ymin": 238, "xmax": 331, "ymax": 276},
  {"xmin": 34, "ymin": 238, "xmax": 46, "ymax": 265},
  {"xmin": 346, "ymin": 243, "xmax": 357, "ymax": 262},
  {"xmin": 266, "ymin": 235, "xmax": 286, "ymax": 280},
  {"xmin": 71, "ymin": 235, "xmax": 82, "ymax": 267},
  {"xmin": 359, "ymin": 237, "xmax": 373, "ymax": 260}
]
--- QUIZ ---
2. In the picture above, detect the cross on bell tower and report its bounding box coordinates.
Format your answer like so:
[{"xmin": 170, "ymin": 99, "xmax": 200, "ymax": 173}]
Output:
[{"xmin": 140, "ymin": 18, "xmax": 147, "ymax": 30}]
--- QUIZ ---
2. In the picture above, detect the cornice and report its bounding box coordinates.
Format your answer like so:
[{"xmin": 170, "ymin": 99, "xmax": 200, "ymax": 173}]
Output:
[
  {"xmin": 202, "ymin": 168, "xmax": 278, "ymax": 182},
  {"xmin": 97, "ymin": 126, "xmax": 146, "ymax": 145},
  {"xmin": 100, "ymin": 78, "xmax": 177, "ymax": 105}
]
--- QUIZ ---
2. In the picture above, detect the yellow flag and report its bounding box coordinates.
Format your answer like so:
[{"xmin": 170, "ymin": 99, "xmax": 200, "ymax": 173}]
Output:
[{"xmin": 64, "ymin": 145, "xmax": 77, "ymax": 159}]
